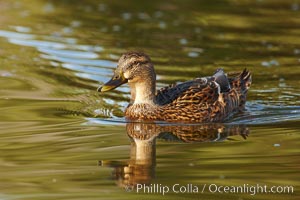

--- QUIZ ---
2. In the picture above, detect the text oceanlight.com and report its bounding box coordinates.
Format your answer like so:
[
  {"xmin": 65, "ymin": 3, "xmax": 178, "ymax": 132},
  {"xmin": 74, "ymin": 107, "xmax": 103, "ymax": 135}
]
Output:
[{"xmin": 131, "ymin": 183, "xmax": 294, "ymax": 195}]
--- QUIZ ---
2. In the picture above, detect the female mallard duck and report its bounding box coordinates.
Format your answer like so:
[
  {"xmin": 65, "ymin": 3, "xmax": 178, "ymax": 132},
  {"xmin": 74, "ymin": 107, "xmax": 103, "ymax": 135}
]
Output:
[{"xmin": 98, "ymin": 52, "xmax": 252, "ymax": 122}]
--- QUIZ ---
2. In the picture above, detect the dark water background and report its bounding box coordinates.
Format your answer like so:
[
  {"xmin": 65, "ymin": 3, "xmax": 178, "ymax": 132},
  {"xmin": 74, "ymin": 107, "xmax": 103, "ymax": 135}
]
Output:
[{"xmin": 0, "ymin": 0, "xmax": 299, "ymax": 199}]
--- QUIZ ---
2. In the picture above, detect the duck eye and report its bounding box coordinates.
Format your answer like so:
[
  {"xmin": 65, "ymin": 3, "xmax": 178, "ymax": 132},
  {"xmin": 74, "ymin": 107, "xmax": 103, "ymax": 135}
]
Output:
[{"xmin": 113, "ymin": 75, "xmax": 120, "ymax": 80}]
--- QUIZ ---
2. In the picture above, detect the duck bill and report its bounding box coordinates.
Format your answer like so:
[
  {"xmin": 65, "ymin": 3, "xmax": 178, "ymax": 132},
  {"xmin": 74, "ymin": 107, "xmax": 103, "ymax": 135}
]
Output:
[{"xmin": 97, "ymin": 75, "xmax": 128, "ymax": 92}]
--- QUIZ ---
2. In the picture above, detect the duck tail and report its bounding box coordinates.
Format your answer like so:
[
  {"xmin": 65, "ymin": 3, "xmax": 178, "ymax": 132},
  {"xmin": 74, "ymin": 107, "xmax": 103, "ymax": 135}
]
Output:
[{"xmin": 229, "ymin": 68, "xmax": 252, "ymax": 109}]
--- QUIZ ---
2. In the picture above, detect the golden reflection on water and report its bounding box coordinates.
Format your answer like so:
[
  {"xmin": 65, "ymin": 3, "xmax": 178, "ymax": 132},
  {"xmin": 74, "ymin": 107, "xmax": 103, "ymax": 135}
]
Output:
[{"xmin": 101, "ymin": 122, "xmax": 249, "ymax": 188}]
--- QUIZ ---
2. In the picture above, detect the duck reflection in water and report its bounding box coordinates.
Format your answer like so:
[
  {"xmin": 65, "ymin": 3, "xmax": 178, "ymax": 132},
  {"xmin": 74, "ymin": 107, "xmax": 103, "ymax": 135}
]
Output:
[{"xmin": 99, "ymin": 122, "xmax": 249, "ymax": 189}]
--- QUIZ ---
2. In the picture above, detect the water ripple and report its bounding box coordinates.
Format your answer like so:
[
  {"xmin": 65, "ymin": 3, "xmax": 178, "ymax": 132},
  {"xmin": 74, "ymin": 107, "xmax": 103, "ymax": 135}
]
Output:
[
  {"xmin": 42, "ymin": 55, "xmax": 116, "ymax": 67},
  {"xmin": 38, "ymin": 48, "xmax": 99, "ymax": 59},
  {"xmin": 230, "ymin": 103, "xmax": 300, "ymax": 125},
  {"xmin": 9, "ymin": 38, "xmax": 67, "ymax": 49},
  {"xmin": 0, "ymin": 30, "xmax": 34, "ymax": 39}
]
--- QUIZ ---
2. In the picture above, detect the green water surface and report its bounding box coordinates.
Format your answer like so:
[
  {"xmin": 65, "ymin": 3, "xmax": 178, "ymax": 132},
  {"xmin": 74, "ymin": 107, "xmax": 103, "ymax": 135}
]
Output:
[{"xmin": 0, "ymin": 0, "xmax": 299, "ymax": 200}]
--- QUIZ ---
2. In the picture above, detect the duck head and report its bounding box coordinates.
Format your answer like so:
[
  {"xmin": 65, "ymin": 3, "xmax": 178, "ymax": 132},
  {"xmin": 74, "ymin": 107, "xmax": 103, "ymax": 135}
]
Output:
[{"xmin": 98, "ymin": 52, "xmax": 156, "ymax": 104}]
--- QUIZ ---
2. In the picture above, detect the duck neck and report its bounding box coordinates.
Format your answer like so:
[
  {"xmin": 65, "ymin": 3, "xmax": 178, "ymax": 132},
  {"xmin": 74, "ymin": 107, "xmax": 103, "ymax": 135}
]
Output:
[{"xmin": 129, "ymin": 81, "xmax": 156, "ymax": 105}]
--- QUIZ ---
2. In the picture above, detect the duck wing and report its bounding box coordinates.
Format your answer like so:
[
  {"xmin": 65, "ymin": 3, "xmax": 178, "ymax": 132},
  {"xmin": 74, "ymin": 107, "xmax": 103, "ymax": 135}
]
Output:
[
  {"xmin": 155, "ymin": 80, "xmax": 196, "ymax": 106},
  {"xmin": 158, "ymin": 78, "xmax": 224, "ymax": 122},
  {"xmin": 155, "ymin": 69, "xmax": 252, "ymax": 122},
  {"xmin": 155, "ymin": 68, "xmax": 230, "ymax": 106}
]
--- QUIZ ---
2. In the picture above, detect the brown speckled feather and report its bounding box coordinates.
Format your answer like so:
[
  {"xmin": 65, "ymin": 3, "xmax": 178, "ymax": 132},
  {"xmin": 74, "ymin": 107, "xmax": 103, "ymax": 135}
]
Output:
[{"xmin": 125, "ymin": 68, "xmax": 251, "ymax": 122}]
